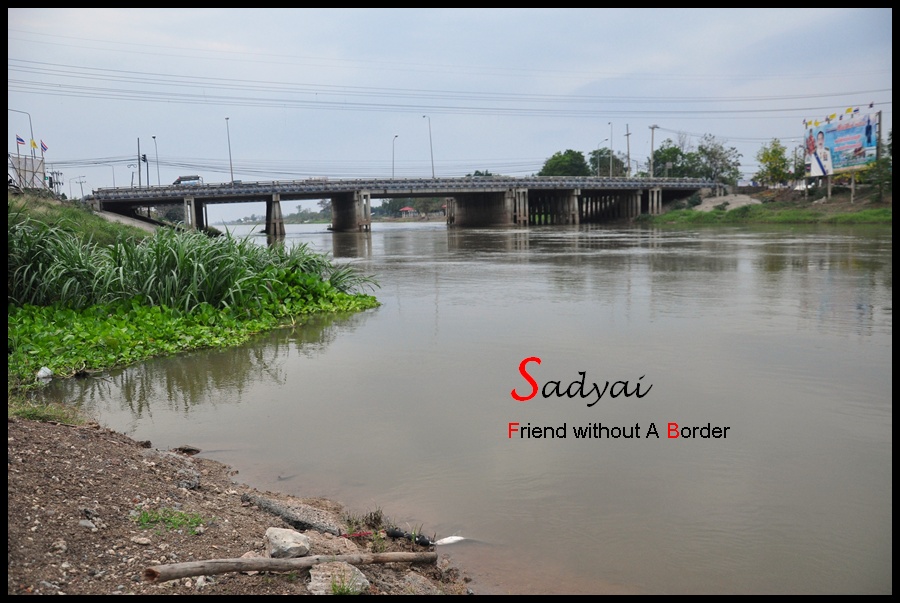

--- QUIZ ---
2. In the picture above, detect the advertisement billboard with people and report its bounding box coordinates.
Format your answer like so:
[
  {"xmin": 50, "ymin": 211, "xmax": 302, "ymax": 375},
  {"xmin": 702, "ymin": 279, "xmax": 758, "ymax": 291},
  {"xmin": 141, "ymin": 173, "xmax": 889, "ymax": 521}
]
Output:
[{"xmin": 804, "ymin": 109, "xmax": 879, "ymax": 177}]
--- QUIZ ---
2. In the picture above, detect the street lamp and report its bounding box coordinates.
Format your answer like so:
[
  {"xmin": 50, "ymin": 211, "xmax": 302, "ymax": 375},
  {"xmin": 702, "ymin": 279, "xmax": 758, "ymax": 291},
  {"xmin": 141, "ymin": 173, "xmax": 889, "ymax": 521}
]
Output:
[
  {"xmin": 392, "ymin": 134, "xmax": 399, "ymax": 179},
  {"xmin": 609, "ymin": 122, "xmax": 613, "ymax": 178},
  {"xmin": 225, "ymin": 117, "xmax": 234, "ymax": 184},
  {"xmin": 152, "ymin": 135, "xmax": 160, "ymax": 186},
  {"xmin": 649, "ymin": 124, "xmax": 659, "ymax": 178},
  {"xmin": 422, "ymin": 115, "xmax": 434, "ymax": 178}
]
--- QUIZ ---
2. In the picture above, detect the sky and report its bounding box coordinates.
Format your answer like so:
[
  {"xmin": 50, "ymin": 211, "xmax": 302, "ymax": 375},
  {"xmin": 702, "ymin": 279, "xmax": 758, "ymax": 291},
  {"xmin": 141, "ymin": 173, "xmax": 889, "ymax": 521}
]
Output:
[{"xmin": 8, "ymin": 8, "xmax": 893, "ymax": 222}]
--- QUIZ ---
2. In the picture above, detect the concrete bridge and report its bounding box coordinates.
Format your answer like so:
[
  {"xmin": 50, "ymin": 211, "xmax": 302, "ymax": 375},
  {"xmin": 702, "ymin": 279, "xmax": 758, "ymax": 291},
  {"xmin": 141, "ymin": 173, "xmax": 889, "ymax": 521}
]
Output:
[{"xmin": 86, "ymin": 176, "xmax": 718, "ymax": 235}]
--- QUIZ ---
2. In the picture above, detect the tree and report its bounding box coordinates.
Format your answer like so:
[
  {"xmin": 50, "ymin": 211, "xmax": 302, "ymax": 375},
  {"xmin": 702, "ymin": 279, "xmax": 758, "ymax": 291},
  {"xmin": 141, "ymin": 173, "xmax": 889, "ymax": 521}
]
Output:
[
  {"xmin": 651, "ymin": 139, "xmax": 691, "ymax": 178},
  {"xmin": 317, "ymin": 199, "xmax": 332, "ymax": 219},
  {"xmin": 754, "ymin": 139, "xmax": 792, "ymax": 186},
  {"xmin": 696, "ymin": 134, "xmax": 742, "ymax": 185},
  {"xmin": 374, "ymin": 198, "xmax": 408, "ymax": 217},
  {"xmin": 160, "ymin": 204, "xmax": 185, "ymax": 224},
  {"xmin": 587, "ymin": 149, "xmax": 625, "ymax": 177},
  {"xmin": 538, "ymin": 150, "xmax": 592, "ymax": 176},
  {"xmin": 467, "ymin": 170, "xmax": 495, "ymax": 177},
  {"xmin": 413, "ymin": 197, "xmax": 444, "ymax": 216},
  {"xmin": 860, "ymin": 129, "xmax": 893, "ymax": 199}
]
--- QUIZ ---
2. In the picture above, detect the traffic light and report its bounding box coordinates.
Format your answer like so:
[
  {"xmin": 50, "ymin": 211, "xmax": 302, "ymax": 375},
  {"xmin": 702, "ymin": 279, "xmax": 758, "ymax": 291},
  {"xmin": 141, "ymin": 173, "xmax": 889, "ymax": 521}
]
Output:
[{"xmin": 141, "ymin": 154, "xmax": 148, "ymax": 163}]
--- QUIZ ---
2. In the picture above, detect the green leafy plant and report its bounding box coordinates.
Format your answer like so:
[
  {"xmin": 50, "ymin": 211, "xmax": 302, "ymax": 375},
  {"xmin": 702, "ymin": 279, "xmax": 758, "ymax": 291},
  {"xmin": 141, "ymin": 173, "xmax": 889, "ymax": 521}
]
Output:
[
  {"xmin": 330, "ymin": 571, "xmax": 363, "ymax": 595},
  {"xmin": 8, "ymin": 195, "xmax": 380, "ymax": 392},
  {"xmin": 133, "ymin": 507, "xmax": 206, "ymax": 535}
]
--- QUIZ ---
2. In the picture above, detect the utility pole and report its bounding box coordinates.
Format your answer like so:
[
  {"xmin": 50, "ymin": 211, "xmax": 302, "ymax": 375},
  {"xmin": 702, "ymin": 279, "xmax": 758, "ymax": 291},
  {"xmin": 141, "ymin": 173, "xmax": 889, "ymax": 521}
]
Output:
[{"xmin": 649, "ymin": 125, "xmax": 659, "ymax": 178}]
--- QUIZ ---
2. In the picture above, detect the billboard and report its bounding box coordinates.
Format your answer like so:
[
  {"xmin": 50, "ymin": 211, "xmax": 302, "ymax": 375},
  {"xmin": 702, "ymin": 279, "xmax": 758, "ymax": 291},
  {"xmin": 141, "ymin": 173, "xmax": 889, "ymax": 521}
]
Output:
[
  {"xmin": 804, "ymin": 109, "xmax": 879, "ymax": 177},
  {"xmin": 8, "ymin": 154, "xmax": 47, "ymax": 189}
]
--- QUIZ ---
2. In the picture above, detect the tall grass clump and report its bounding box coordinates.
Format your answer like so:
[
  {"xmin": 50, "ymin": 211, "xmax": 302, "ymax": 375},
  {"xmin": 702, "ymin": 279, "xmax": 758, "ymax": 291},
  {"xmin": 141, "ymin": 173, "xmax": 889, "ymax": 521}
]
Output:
[
  {"xmin": 9, "ymin": 197, "xmax": 380, "ymax": 390},
  {"xmin": 9, "ymin": 207, "xmax": 378, "ymax": 313}
]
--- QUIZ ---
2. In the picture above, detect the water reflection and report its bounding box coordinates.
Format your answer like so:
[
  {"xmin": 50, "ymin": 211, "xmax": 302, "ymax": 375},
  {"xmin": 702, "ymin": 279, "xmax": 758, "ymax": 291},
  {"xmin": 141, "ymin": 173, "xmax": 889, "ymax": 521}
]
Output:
[
  {"xmin": 38, "ymin": 222, "xmax": 892, "ymax": 594},
  {"xmin": 47, "ymin": 311, "xmax": 374, "ymax": 426}
]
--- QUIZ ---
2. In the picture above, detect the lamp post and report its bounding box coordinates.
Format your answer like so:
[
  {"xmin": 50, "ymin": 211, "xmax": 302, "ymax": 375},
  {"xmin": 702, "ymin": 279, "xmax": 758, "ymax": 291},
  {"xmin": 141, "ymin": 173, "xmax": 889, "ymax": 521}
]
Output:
[
  {"xmin": 392, "ymin": 134, "xmax": 399, "ymax": 179},
  {"xmin": 152, "ymin": 135, "xmax": 160, "ymax": 185},
  {"xmin": 422, "ymin": 115, "xmax": 434, "ymax": 178},
  {"xmin": 649, "ymin": 124, "xmax": 659, "ymax": 178},
  {"xmin": 609, "ymin": 122, "xmax": 613, "ymax": 177},
  {"xmin": 225, "ymin": 117, "xmax": 234, "ymax": 184}
]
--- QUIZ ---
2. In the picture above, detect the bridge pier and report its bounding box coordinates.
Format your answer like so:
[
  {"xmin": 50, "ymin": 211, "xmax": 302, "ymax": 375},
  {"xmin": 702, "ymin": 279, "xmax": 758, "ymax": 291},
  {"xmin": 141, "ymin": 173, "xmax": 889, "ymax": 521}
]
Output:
[
  {"xmin": 182, "ymin": 196, "xmax": 209, "ymax": 231},
  {"xmin": 449, "ymin": 191, "xmax": 515, "ymax": 227},
  {"xmin": 524, "ymin": 189, "xmax": 579, "ymax": 226},
  {"xmin": 331, "ymin": 190, "xmax": 372, "ymax": 232},
  {"xmin": 628, "ymin": 191, "xmax": 641, "ymax": 219},
  {"xmin": 648, "ymin": 187, "xmax": 663, "ymax": 215},
  {"xmin": 510, "ymin": 188, "xmax": 529, "ymax": 227},
  {"xmin": 265, "ymin": 193, "xmax": 285, "ymax": 237}
]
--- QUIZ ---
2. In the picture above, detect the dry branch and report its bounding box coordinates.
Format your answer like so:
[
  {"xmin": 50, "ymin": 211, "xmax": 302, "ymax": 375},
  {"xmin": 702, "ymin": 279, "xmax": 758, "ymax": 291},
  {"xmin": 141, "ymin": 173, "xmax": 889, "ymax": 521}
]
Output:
[{"xmin": 144, "ymin": 551, "xmax": 437, "ymax": 583}]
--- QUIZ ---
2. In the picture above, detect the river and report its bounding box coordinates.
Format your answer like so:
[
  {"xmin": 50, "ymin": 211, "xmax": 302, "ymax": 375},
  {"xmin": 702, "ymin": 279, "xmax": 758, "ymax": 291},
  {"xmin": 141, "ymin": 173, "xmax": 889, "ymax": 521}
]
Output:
[{"xmin": 39, "ymin": 220, "xmax": 892, "ymax": 594}]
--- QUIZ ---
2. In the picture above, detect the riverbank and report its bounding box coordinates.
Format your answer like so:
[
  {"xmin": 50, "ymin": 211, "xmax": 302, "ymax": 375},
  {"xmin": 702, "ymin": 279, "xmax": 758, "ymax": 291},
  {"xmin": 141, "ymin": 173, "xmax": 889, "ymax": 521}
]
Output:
[
  {"xmin": 651, "ymin": 186, "xmax": 891, "ymax": 225},
  {"xmin": 8, "ymin": 193, "xmax": 470, "ymax": 594},
  {"xmin": 8, "ymin": 417, "xmax": 472, "ymax": 595}
]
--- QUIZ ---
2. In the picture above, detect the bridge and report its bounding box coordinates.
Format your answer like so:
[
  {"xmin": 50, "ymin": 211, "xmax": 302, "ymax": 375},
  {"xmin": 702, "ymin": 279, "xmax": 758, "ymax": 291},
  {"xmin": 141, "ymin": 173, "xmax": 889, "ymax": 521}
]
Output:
[{"xmin": 86, "ymin": 176, "xmax": 719, "ymax": 235}]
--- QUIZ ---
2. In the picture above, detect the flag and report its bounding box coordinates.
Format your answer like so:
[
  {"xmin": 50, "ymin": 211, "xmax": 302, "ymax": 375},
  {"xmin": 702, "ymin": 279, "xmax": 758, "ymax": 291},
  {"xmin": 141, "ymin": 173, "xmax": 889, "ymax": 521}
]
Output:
[
  {"xmin": 40, "ymin": 140, "xmax": 48, "ymax": 153},
  {"xmin": 30, "ymin": 139, "xmax": 37, "ymax": 150},
  {"xmin": 16, "ymin": 135, "xmax": 25, "ymax": 146}
]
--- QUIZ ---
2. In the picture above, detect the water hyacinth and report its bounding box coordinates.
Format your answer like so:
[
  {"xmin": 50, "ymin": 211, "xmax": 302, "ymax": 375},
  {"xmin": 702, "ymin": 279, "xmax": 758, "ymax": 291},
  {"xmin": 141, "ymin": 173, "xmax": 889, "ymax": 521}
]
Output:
[{"xmin": 8, "ymin": 198, "xmax": 380, "ymax": 389}]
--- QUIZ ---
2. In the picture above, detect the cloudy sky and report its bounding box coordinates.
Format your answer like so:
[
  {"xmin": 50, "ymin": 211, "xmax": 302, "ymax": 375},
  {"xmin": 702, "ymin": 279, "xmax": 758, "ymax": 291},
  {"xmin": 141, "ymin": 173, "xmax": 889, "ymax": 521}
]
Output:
[{"xmin": 8, "ymin": 8, "xmax": 893, "ymax": 221}]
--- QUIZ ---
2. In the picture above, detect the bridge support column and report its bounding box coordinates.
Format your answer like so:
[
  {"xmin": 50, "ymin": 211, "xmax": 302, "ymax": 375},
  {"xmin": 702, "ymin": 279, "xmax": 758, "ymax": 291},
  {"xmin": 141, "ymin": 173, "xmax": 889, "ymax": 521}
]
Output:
[
  {"xmin": 183, "ymin": 197, "xmax": 194, "ymax": 229},
  {"xmin": 452, "ymin": 191, "xmax": 514, "ymax": 227},
  {"xmin": 566, "ymin": 190, "xmax": 580, "ymax": 225},
  {"xmin": 182, "ymin": 196, "xmax": 208, "ymax": 230},
  {"xmin": 331, "ymin": 190, "xmax": 372, "ymax": 232},
  {"xmin": 509, "ymin": 188, "xmax": 529, "ymax": 226},
  {"xmin": 648, "ymin": 187, "xmax": 662, "ymax": 215},
  {"xmin": 630, "ymin": 191, "xmax": 641, "ymax": 219},
  {"xmin": 266, "ymin": 193, "xmax": 285, "ymax": 237},
  {"xmin": 446, "ymin": 197, "xmax": 456, "ymax": 225}
]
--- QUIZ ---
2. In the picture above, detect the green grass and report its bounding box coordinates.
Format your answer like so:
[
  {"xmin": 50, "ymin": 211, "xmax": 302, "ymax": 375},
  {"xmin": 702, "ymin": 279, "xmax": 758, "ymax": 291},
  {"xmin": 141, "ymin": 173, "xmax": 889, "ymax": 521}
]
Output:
[
  {"xmin": 133, "ymin": 507, "xmax": 207, "ymax": 534},
  {"xmin": 8, "ymin": 193, "xmax": 380, "ymax": 394},
  {"xmin": 653, "ymin": 202, "xmax": 892, "ymax": 226},
  {"xmin": 7, "ymin": 387, "xmax": 85, "ymax": 424},
  {"xmin": 330, "ymin": 572, "xmax": 364, "ymax": 595}
]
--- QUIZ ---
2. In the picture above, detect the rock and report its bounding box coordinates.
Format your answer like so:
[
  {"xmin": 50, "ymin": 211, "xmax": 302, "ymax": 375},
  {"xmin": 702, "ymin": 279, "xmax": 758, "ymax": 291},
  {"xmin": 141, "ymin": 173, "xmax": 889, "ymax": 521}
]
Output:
[
  {"xmin": 264, "ymin": 527, "xmax": 310, "ymax": 558},
  {"xmin": 307, "ymin": 561, "xmax": 370, "ymax": 595}
]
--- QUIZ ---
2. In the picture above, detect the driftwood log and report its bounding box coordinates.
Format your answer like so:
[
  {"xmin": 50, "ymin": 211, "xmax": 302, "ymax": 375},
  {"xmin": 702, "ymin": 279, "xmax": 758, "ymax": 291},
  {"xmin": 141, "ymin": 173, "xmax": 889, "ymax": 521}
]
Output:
[{"xmin": 144, "ymin": 551, "xmax": 438, "ymax": 583}]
